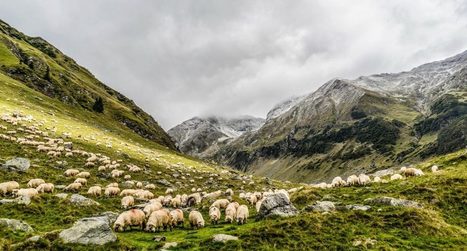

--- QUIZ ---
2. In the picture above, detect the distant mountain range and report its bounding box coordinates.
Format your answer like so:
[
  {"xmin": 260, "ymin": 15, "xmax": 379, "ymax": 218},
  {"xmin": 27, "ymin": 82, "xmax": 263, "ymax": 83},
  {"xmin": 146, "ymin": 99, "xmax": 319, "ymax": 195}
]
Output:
[{"xmin": 170, "ymin": 50, "xmax": 467, "ymax": 182}]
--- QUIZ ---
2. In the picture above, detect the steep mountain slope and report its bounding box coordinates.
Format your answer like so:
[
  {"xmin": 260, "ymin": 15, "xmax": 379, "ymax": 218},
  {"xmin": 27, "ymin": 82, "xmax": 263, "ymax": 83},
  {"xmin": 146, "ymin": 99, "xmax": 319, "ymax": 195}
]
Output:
[
  {"xmin": 168, "ymin": 116, "xmax": 265, "ymax": 157},
  {"xmin": 266, "ymin": 95, "xmax": 306, "ymax": 120},
  {"xmin": 0, "ymin": 20, "xmax": 176, "ymax": 150},
  {"xmin": 215, "ymin": 51, "xmax": 467, "ymax": 183}
]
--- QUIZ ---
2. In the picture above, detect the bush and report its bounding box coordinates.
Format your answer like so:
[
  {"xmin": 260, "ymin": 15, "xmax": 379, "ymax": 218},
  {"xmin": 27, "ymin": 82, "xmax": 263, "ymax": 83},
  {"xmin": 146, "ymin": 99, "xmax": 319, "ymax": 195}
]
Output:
[{"xmin": 92, "ymin": 97, "xmax": 104, "ymax": 113}]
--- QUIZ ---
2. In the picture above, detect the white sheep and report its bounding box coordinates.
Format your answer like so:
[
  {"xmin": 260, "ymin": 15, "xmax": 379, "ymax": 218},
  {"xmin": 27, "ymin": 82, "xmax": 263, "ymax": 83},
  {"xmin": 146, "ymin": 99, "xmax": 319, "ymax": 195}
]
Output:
[
  {"xmin": 121, "ymin": 196, "xmax": 135, "ymax": 209},
  {"xmin": 390, "ymin": 174, "xmax": 403, "ymax": 181},
  {"xmin": 145, "ymin": 184, "xmax": 156, "ymax": 190},
  {"xmin": 373, "ymin": 177, "xmax": 382, "ymax": 183},
  {"xmin": 77, "ymin": 172, "xmax": 91, "ymax": 178},
  {"xmin": 331, "ymin": 177, "xmax": 346, "ymax": 187},
  {"xmin": 358, "ymin": 174, "xmax": 371, "ymax": 186},
  {"xmin": 171, "ymin": 195, "xmax": 182, "ymax": 208},
  {"xmin": 431, "ymin": 165, "xmax": 439, "ymax": 173},
  {"xmin": 209, "ymin": 206, "xmax": 221, "ymax": 224},
  {"xmin": 225, "ymin": 202, "xmax": 238, "ymax": 223},
  {"xmin": 211, "ymin": 199, "xmax": 230, "ymax": 209},
  {"xmin": 0, "ymin": 181, "xmax": 20, "ymax": 196},
  {"xmin": 87, "ymin": 186, "xmax": 102, "ymax": 196},
  {"xmin": 146, "ymin": 209, "xmax": 171, "ymax": 232},
  {"xmin": 64, "ymin": 169, "xmax": 80, "ymax": 177},
  {"xmin": 143, "ymin": 202, "xmax": 163, "ymax": 217},
  {"xmin": 105, "ymin": 187, "xmax": 120, "ymax": 197},
  {"xmin": 401, "ymin": 167, "xmax": 424, "ymax": 177},
  {"xmin": 16, "ymin": 188, "xmax": 38, "ymax": 198},
  {"xmin": 65, "ymin": 182, "xmax": 82, "ymax": 192},
  {"xmin": 236, "ymin": 205, "xmax": 249, "ymax": 225},
  {"xmin": 36, "ymin": 183, "xmax": 54, "ymax": 193},
  {"xmin": 189, "ymin": 210, "xmax": 205, "ymax": 229},
  {"xmin": 113, "ymin": 209, "xmax": 146, "ymax": 232},
  {"xmin": 74, "ymin": 178, "xmax": 87, "ymax": 186},
  {"xmin": 27, "ymin": 179, "xmax": 45, "ymax": 188},
  {"xmin": 346, "ymin": 175, "xmax": 359, "ymax": 186},
  {"xmin": 169, "ymin": 209, "xmax": 184, "ymax": 227}
]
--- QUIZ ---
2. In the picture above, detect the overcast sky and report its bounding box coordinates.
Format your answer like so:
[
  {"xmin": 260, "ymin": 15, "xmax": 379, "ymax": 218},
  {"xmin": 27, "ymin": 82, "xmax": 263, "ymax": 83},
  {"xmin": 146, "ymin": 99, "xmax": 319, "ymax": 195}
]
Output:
[{"xmin": 1, "ymin": 0, "xmax": 467, "ymax": 129}]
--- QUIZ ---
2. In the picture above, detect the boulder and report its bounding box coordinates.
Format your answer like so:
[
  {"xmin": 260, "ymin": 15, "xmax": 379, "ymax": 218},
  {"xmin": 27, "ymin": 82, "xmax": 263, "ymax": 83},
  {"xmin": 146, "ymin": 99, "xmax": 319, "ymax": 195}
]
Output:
[
  {"xmin": 212, "ymin": 234, "xmax": 239, "ymax": 243},
  {"xmin": 345, "ymin": 204, "xmax": 371, "ymax": 211},
  {"xmin": 258, "ymin": 193, "xmax": 298, "ymax": 218},
  {"xmin": 304, "ymin": 201, "xmax": 336, "ymax": 212},
  {"xmin": 69, "ymin": 194, "xmax": 99, "ymax": 206},
  {"xmin": 0, "ymin": 218, "xmax": 33, "ymax": 232},
  {"xmin": 161, "ymin": 242, "xmax": 178, "ymax": 251},
  {"xmin": 59, "ymin": 216, "xmax": 117, "ymax": 245},
  {"xmin": 157, "ymin": 179, "xmax": 172, "ymax": 187},
  {"xmin": 364, "ymin": 197, "xmax": 422, "ymax": 208},
  {"xmin": 1, "ymin": 158, "xmax": 30, "ymax": 172}
]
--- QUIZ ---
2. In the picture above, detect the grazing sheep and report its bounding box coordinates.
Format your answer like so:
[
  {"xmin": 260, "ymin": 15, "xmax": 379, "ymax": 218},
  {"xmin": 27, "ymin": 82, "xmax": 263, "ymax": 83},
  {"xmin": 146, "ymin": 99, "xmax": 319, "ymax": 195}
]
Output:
[
  {"xmin": 171, "ymin": 195, "xmax": 182, "ymax": 208},
  {"xmin": 143, "ymin": 202, "xmax": 163, "ymax": 217},
  {"xmin": 74, "ymin": 178, "xmax": 88, "ymax": 186},
  {"xmin": 105, "ymin": 187, "xmax": 121, "ymax": 197},
  {"xmin": 64, "ymin": 169, "xmax": 80, "ymax": 177},
  {"xmin": 165, "ymin": 188, "xmax": 174, "ymax": 195},
  {"xmin": 36, "ymin": 183, "xmax": 54, "ymax": 193},
  {"xmin": 16, "ymin": 188, "xmax": 38, "ymax": 198},
  {"xmin": 106, "ymin": 183, "xmax": 119, "ymax": 188},
  {"xmin": 331, "ymin": 177, "xmax": 346, "ymax": 187},
  {"xmin": 169, "ymin": 209, "xmax": 184, "ymax": 227},
  {"xmin": 121, "ymin": 196, "xmax": 135, "ymax": 209},
  {"xmin": 77, "ymin": 172, "xmax": 91, "ymax": 178},
  {"xmin": 431, "ymin": 165, "xmax": 439, "ymax": 173},
  {"xmin": 27, "ymin": 179, "xmax": 45, "ymax": 188},
  {"xmin": 87, "ymin": 186, "xmax": 102, "ymax": 196},
  {"xmin": 113, "ymin": 209, "xmax": 146, "ymax": 232},
  {"xmin": 211, "ymin": 199, "xmax": 230, "ymax": 209},
  {"xmin": 209, "ymin": 206, "xmax": 221, "ymax": 224},
  {"xmin": 247, "ymin": 194, "xmax": 258, "ymax": 205},
  {"xmin": 401, "ymin": 167, "xmax": 424, "ymax": 177},
  {"xmin": 390, "ymin": 174, "xmax": 403, "ymax": 181},
  {"xmin": 136, "ymin": 182, "xmax": 143, "ymax": 189},
  {"xmin": 225, "ymin": 188, "xmax": 234, "ymax": 196},
  {"xmin": 124, "ymin": 175, "xmax": 131, "ymax": 180},
  {"xmin": 0, "ymin": 181, "xmax": 20, "ymax": 196},
  {"xmin": 203, "ymin": 190, "xmax": 222, "ymax": 201},
  {"xmin": 135, "ymin": 190, "xmax": 154, "ymax": 200},
  {"xmin": 189, "ymin": 210, "xmax": 205, "ymax": 229},
  {"xmin": 120, "ymin": 189, "xmax": 137, "ymax": 197},
  {"xmin": 65, "ymin": 182, "xmax": 82, "ymax": 192},
  {"xmin": 236, "ymin": 205, "xmax": 249, "ymax": 225},
  {"xmin": 346, "ymin": 175, "xmax": 359, "ymax": 186},
  {"xmin": 111, "ymin": 169, "xmax": 124, "ymax": 178},
  {"xmin": 225, "ymin": 203, "xmax": 238, "ymax": 223},
  {"xmin": 187, "ymin": 193, "xmax": 202, "ymax": 207},
  {"xmin": 145, "ymin": 184, "xmax": 156, "ymax": 190},
  {"xmin": 146, "ymin": 209, "xmax": 171, "ymax": 232},
  {"xmin": 358, "ymin": 174, "xmax": 371, "ymax": 186},
  {"xmin": 373, "ymin": 177, "xmax": 382, "ymax": 183}
]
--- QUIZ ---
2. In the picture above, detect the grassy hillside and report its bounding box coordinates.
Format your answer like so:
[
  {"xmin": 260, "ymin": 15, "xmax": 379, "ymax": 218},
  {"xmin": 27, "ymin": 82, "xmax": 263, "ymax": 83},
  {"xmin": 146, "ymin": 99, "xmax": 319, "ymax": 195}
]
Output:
[{"xmin": 0, "ymin": 19, "xmax": 175, "ymax": 149}]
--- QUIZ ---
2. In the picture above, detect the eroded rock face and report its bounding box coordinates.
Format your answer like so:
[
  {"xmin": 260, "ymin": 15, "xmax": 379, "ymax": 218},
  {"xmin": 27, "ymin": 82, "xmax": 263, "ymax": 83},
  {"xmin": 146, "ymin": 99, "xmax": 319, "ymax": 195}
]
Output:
[
  {"xmin": 0, "ymin": 218, "xmax": 33, "ymax": 232},
  {"xmin": 364, "ymin": 197, "xmax": 422, "ymax": 208},
  {"xmin": 258, "ymin": 193, "xmax": 298, "ymax": 218},
  {"xmin": 59, "ymin": 216, "xmax": 117, "ymax": 245},
  {"xmin": 345, "ymin": 204, "xmax": 371, "ymax": 211},
  {"xmin": 1, "ymin": 157, "xmax": 30, "ymax": 172}
]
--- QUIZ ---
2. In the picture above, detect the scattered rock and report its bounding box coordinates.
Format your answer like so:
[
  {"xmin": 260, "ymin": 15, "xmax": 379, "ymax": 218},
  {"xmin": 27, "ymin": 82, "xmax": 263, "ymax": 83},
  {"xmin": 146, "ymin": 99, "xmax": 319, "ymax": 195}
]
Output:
[
  {"xmin": 69, "ymin": 194, "xmax": 99, "ymax": 206},
  {"xmin": 55, "ymin": 193, "xmax": 68, "ymax": 199},
  {"xmin": 55, "ymin": 185, "xmax": 66, "ymax": 190},
  {"xmin": 345, "ymin": 204, "xmax": 371, "ymax": 211},
  {"xmin": 372, "ymin": 168, "xmax": 395, "ymax": 177},
  {"xmin": 304, "ymin": 201, "xmax": 336, "ymax": 212},
  {"xmin": 161, "ymin": 242, "xmax": 178, "ymax": 250},
  {"xmin": 0, "ymin": 199, "xmax": 16, "ymax": 204},
  {"xmin": 16, "ymin": 196, "xmax": 31, "ymax": 205},
  {"xmin": 94, "ymin": 212, "xmax": 119, "ymax": 225},
  {"xmin": 365, "ymin": 197, "xmax": 422, "ymax": 208},
  {"xmin": 231, "ymin": 175, "xmax": 242, "ymax": 180},
  {"xmin": 0, "ymin": 218, "xmax": 33, "ymax": 232},
  {"xmin": 258, "ymin": 193, "xmax": 298, "ymax": 218},
  {"xmin": 59, "ymin": 216, "xmax": 117, "ymax": 245},
  {"xmin": 353, "ymin": 238, "xmax": 377, "ymax": 247},
  {"xmin": 157, "ymin": 179, "xmax": 172, "ymax": 187},
  {"xmin": 212, "ymin": 234, "xmax": 239, "ymax": 243},
  {"xmin": 1, "ymin": 157, "xmax": 30, "ymax": 172},
  {"xmin": 27, "ymin": 236, "xmax": 41, "ymax": 242}
]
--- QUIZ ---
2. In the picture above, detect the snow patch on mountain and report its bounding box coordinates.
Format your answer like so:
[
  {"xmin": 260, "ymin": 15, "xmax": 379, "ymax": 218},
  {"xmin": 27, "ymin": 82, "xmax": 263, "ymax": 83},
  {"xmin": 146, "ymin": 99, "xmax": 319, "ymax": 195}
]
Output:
[{"xmin": 266, "ymin": 95, "xmax": 306, "ymax": 120}]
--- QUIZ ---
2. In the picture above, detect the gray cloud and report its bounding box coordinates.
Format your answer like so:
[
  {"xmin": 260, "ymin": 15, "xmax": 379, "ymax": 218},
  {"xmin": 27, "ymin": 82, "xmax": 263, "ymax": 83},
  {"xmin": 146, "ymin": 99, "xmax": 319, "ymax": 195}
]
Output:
[{"xmin": 1, "ymin": 0, "xmax": 467, "ymax": 129}]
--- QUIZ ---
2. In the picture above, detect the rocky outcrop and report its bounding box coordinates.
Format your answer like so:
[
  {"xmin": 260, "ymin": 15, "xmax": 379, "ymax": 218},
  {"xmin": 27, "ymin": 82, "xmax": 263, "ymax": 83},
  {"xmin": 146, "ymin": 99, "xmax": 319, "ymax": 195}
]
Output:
[
  {"xmin": 59, "ymin": 216, "xmax": 117, "ymax": 245},
  {"xmin": 258, "ymin": 193, "xmax": 298, "ymax": 218},
  {"xmin": 0, "ymin": 218, "xmax": 33, "ymax": 232},
  {"xmin": 1, "ymin": 157, "xmax": 30, "ymax": 172},
  {"xmin": 364, "ymin": 197, "xmax": 422, "ymax": 208},
  {"xmin": 69, "ymin": 194, "xmax": 99, "ymax": 206},
  {"xmin": 304, "ymin": 201, "xmax": 336, "ymax": 212}
]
